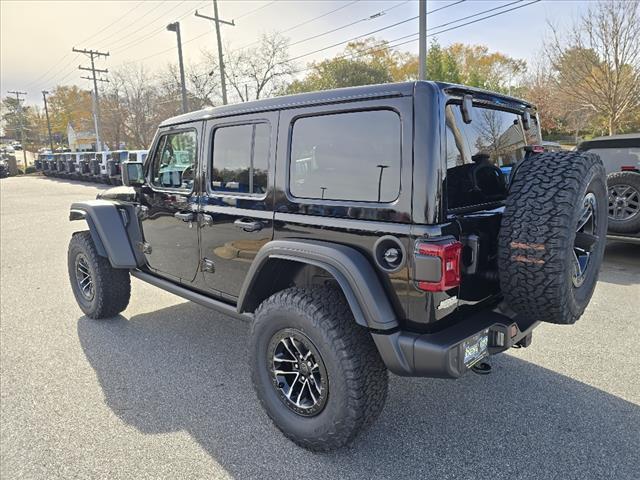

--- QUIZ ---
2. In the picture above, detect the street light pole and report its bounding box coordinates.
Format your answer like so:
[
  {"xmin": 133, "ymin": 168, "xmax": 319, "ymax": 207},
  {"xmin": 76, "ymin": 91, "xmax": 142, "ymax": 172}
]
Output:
[
  {"xmin": 42, "ymin": 90, "xmax": 54, "ymax": 152},
  {"xmin": 419, "ymin": 0, "xmax": 427, "ymax": 80},
  {"xmin": 167, "ymin": 21, "xmax": 188, "ymax": 113}
]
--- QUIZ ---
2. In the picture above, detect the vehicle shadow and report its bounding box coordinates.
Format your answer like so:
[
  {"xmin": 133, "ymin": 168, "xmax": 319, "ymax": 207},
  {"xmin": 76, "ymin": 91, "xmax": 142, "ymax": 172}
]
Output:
[
  {"xmin": 78, "ymin": 303, "xmax": 639, "ymax": 480},
  {"xmin": 599, "ymin": 241, "xmax": 640, "ymax": 286}
]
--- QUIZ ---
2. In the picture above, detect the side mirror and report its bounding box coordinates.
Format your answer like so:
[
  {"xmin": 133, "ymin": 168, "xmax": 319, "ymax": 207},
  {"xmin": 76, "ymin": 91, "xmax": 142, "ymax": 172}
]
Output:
[
  {"xmin": 522, "ymin": 110, "xmax": 531, "ymax": 130},
  {"xmin": 461, "ymin": 94, "xmax": 473, "ymax": 124},
  {"xmin": 122, "ymin": 161, "xmax": 145, "ymax": 187}
]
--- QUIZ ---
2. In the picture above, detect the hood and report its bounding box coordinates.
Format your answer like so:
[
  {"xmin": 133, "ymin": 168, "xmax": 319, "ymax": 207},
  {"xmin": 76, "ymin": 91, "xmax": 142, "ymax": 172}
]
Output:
[{"xmin": 96, "ymin": 185, "xmax": 138, "ymax": 203}]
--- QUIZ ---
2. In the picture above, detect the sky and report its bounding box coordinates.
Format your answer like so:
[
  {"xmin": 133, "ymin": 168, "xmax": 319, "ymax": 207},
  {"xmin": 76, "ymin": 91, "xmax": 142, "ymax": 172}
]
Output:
[{"xmin": 1, "ymin": 0, "xmax": 587, "ymax": 106}]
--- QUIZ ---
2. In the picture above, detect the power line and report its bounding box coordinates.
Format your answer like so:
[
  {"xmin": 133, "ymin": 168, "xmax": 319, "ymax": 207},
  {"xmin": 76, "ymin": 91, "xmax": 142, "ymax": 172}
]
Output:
[
  {"xmin": 230, "ymin": 0, "xmax": 360, "ymax": 53},
  {"xmin": 289, "ymin": 0, "xmax": 413, "ymax": 48},
  {"xmin": 229, "ymin": 0, "xmax": 540, "ymax": 89},
  {"xmin": 109, "ymin": 1, "xmax": 210, "ymax": 53},
  {"xmin": 287, "ymin": 0, "xmax": 466, "ymax": 63},
  {"xmin": 78, "ymin": 0, "xmax": 147, "ymax": 46},
  {"xmin": 234, "ymin": 0, "xmax": 277, "ymax": 20},
  {"xmin": 107, "ymin": 0, "xmax": 206, "ymax": 52}
]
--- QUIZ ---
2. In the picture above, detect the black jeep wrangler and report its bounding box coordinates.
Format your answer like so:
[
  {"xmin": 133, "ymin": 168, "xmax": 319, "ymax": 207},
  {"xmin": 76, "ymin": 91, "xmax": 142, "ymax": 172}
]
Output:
[{"xmin": 67, "ymin": 82, "xmax": 607, "ymax": 451}]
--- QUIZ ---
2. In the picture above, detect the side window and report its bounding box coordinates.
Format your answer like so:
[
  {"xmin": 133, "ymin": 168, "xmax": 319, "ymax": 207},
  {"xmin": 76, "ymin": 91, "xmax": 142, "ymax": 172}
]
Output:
[
  {"xmin": 211, "ymin": 123, "xmax": 270, "ymax": 195},
  {"xmin": 150, "ymin": 130, "xmax": 197, "ymax": 190},
  {"xmin": 289, "ymin": 110, "xmax": 401, "ymax": 202}
]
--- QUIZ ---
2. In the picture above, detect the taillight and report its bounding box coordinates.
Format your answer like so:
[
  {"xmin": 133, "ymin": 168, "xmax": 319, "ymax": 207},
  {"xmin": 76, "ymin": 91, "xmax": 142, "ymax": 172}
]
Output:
[
  {"xmin": 621, "ymin": 166, "xmax": 637, "ymax": 172},
  {"xmin": 415, "ymin": 240, "xmax": 462, "ymax": 292}
]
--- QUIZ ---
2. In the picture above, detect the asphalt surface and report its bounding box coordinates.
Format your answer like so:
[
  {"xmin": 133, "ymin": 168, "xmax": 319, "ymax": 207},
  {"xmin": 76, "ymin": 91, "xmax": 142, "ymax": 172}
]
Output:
[{"xmin": 1, "ymin": 176, "xmax": 639, "ymax": 480}]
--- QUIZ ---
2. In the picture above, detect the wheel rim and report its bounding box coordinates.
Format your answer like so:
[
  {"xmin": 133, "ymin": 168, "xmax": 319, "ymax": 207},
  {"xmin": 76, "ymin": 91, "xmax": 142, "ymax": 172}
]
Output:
[
  {"xmin": 75, "ymin": 254, "xmax": 95, "ymax": 301},
  {"xmin": 608, "ymin": 184, "xmax": 640, "ymax": 221},
  {"xmin": 572, "ymin": 192, "xmax": 599, "ymax": 288},
  {"xmin": 268, "ymin": 329, "xmax": 328, "ymax": 417}
]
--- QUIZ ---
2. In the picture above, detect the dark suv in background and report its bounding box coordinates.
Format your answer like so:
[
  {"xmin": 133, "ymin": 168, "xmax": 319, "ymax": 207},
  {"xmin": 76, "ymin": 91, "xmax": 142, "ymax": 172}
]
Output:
[{"xmin": 578, "ymin": 133, "xmax": 640, "ymax": 237}]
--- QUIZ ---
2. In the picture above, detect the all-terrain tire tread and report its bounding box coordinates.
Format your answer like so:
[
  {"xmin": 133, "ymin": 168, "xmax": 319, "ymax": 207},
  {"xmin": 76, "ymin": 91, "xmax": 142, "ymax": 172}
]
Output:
[
  {"xmin": 498, "ymin": 151, "xmax": 606, "ymax": 325},
  {"xmin": 69, "ymin": 231, "xmax": 131, "ymax": 319},
  {"xmin": 250, "ymin": 286, "xmax": 388, "ymax": 452}
]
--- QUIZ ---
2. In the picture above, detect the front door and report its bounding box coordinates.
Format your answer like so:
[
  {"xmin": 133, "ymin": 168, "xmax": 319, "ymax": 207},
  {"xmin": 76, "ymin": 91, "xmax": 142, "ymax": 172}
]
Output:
[
  {"xmin": 198, "ymin": 113, "xmax": 278, "ymax": 298},
  {"xmin": 139, "ymin": 124, "xmax": 202, "ymax": 283}
]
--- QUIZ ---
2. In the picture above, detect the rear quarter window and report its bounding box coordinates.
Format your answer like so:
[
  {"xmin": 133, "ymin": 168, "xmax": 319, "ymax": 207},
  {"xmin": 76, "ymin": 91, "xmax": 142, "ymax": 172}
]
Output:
[{"xmin": 289, "ymin": 110, "xmax": 401, "ymax": 203}]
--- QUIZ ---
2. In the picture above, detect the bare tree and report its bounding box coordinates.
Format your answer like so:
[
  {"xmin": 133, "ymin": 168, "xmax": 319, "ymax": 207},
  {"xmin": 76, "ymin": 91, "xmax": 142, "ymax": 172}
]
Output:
[
  {"xmin": 546, "ymin": 0, "xmax": 640, "ymax": 135},
  {"xmin": 221, "ymin": 32, "xmax": 294, "ymax": 102}
]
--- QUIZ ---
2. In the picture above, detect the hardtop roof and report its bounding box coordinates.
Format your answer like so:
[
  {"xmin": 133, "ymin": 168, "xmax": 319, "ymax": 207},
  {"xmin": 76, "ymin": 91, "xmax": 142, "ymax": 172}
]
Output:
[
  {"xmin": 577, "ymin": 133, "xmax": 640, "ymax": 151},
  {"xmin": 159, "ymin": 81, "xmax": 535, "ymax": 127}
]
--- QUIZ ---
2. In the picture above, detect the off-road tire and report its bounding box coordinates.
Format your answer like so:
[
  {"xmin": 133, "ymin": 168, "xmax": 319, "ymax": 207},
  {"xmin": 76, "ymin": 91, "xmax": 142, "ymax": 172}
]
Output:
[
  {"xmin": 606, "ymin": 171, "xmax": 640, "ymax": 234},
  {"xmin": 249, "ymin": 286, "xmax": 388, "ymax": 451},
  {"xmin": 68, "ymin": 231, "xmax": 131, "ymax": 319},
  {"xmin": 499, "ymin": 151, "xmax": 607, "ymax": 325}
]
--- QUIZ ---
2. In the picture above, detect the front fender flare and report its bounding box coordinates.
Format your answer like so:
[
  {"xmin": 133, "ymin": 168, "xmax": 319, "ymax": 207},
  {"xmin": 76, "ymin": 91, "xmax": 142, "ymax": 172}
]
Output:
[
  {"xmin": 237, "ymin": 239, "xmax": 399, "ymax": 331},
  {"xmin": 69, "ymin": 200, "xmax": 138, "ymax": 269}
]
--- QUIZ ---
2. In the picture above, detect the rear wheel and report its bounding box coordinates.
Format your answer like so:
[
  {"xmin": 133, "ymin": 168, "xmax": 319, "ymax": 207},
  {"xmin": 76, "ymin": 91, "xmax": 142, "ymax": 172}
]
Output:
[
  {"xmin": 249, "ymin": 287, "xmax": 388, "ymax": 451},
  {"xmin": 499, "ymin": 151, "xmax": 607, "ymax": 325},
  {"xmin": 68, "ymin": 231, "xmax": 131, "ymax": 319},
  {"xmin": 607, "ymin": 171, "xmax": 640, "ymax": 234}
]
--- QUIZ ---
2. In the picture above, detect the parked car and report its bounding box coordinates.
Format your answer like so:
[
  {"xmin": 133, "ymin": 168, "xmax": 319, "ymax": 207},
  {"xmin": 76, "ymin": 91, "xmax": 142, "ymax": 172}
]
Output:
[
  {"xmin": 106, "ymin": 150, "xmax": 128, "ymax": 185},
  {"xmin": 0, "ymin": 159, "xmax": 9, "ymax": 178},
  {"xmin": 77, "ymin": 152, "xmax": 94, "ymax": 179},
  {"xmin": 67, "ymin": 81, "xmax": 607, "ymax": 451},
  {"xmin": 578, "ymin": 133, "xmax": 640, "ymax": 236}
]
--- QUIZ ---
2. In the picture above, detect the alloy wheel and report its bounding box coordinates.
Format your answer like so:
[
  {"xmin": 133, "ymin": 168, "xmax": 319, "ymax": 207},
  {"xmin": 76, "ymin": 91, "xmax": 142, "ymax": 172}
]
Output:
[
  {"xmin": 608, "ymin": 184, "xmax": 640, "ymax": 221},
  {"xmin": 75, "ymin": 253, "xmax": 95, "ymax": 301},
  {"xmin": 268, "ymin": 329, "xmax": 328, "ymax": 417},
  {"xmin": 572, "ymin": 192, "xmax": 599, "ymax": 288}
]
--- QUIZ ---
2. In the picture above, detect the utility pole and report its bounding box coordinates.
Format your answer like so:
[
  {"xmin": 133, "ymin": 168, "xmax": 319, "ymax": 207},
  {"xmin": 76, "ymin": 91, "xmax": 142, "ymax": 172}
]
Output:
[
  {"xmin": 72, "ymin": 47, "xmax": 109, "ymax": 151},
  {"xmin": 7, "ymin": 90, "xmax": 28, "ymax": 170},
  {"xmin": 195, "ymin": 0, "xmax": 235, "ymax": 105},
  {"xmin": 166, "ymin": 22, "xmax": 189, "ymax": 113},
  {"xmin": 41, "ymin": 90, "xmax": 54, "ymax": 152},
  {"xmin": 419, "ymin": 0, "xmax": 427, "ymax": 80}
]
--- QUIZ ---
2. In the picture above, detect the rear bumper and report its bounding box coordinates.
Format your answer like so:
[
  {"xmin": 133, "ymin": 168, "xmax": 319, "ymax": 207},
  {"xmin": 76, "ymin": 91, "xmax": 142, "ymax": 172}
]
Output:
[{"xmin": 372, "ymin": 310, "xmax": 539, "ymax": 378}]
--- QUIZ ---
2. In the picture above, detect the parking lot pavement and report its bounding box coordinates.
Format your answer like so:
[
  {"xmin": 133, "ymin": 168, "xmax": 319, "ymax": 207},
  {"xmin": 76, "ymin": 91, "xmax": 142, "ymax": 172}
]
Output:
[{"xmin": 1, "ymin": 176, "xmax": 639, "ymax": 480}]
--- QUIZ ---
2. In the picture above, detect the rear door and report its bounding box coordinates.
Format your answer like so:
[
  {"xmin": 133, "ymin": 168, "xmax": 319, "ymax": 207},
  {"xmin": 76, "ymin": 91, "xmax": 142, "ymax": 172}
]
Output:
[
  {"xmin": 197, "ymin": 112, "xmax": 278, "ymax": 298},
  {"xmin": 138, "ymin": 123, "xmax": 202, "ymax": 283}
]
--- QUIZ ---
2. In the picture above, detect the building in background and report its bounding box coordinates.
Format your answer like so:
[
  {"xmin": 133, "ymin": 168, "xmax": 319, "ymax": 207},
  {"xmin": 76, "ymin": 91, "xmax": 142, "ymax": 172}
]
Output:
[{"xmin": 67, "ymin": 124, "xmax": 96, "ymax": 152}]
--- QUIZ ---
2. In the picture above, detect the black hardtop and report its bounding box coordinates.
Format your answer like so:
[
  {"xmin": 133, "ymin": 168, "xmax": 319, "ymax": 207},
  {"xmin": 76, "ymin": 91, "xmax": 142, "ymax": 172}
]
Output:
[
  {"xmin": 159, "ymin": 81, "xmax": 535, "ymax": 127},
  {"xmin": 577, "ymin": 133, "xmax": 640, "ymax": 151}
]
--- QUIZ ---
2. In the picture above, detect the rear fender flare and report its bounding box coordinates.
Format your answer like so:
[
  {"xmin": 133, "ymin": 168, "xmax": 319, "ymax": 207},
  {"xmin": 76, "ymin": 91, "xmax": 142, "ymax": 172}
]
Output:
[{"xmin": 237, "ymin": 239, "xmax": 399, "ymax": 331}]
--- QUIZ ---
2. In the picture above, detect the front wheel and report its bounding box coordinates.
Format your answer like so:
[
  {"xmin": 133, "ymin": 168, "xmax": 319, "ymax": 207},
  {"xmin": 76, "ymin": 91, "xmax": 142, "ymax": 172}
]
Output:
[
  {"xmin": 68, "ymin": 231, "xmax": 131, "ymax": 319},
  {"xmin": 249, "ymin": 287, "xmax": 388, "ymax": 451}
]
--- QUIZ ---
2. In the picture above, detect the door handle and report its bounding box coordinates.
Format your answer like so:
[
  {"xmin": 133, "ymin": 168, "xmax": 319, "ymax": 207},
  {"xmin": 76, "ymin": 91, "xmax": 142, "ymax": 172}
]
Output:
[
  {"xmin": 174, "ymin": 212, "xmax": 195, "ymax": 222},
  {"xmin": 234, "ymin": 218, "xmax": 263, "ymax": 232}
]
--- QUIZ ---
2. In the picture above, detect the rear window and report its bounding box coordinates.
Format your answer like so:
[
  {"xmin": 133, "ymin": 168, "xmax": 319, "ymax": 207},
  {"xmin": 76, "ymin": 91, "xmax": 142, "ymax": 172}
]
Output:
[
  {"xmin": 289, "ymin": 110, "xmax": 401, "ymax": 202},
  {"xmin": 580, "ymin": 147, "xmax": 640, "ymax": 175},
  {"xmin": 445, "ymin": 103, "xmax": 540, "ymax": 211}
]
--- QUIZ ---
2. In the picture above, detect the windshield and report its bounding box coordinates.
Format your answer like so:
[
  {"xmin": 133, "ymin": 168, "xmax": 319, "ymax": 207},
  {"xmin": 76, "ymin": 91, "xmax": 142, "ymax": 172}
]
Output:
[{"xmin": 445, "ymin": 102, "xmax": 541, "ymax": 211}]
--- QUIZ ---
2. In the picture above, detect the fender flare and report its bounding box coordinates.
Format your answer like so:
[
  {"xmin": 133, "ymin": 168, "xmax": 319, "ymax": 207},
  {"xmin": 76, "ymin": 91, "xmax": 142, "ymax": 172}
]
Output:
[
  {"xmin": 69, "ymin": 200, "xmax": 138, "ymax": 269},
  {"xmin": 237, "ymin": 239, "xmax": 399, "ymax": 331}
]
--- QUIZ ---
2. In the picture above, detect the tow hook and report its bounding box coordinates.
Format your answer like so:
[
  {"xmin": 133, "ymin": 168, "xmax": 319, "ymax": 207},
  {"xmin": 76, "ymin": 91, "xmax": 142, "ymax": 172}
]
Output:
[{"xmin": 471, "ymin": 361, "xmax": 492, "ymax": 375}]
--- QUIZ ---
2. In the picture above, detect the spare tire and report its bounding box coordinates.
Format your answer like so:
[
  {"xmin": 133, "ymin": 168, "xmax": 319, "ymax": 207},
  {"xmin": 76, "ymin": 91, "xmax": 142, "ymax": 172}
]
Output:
[
  {"xmin": 606, "ymin": 171, "xmax": 640, "ymax": 234},
  {"xmin": 498, "ymin": 151, "xmax": 607, "ymax": 325}
]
